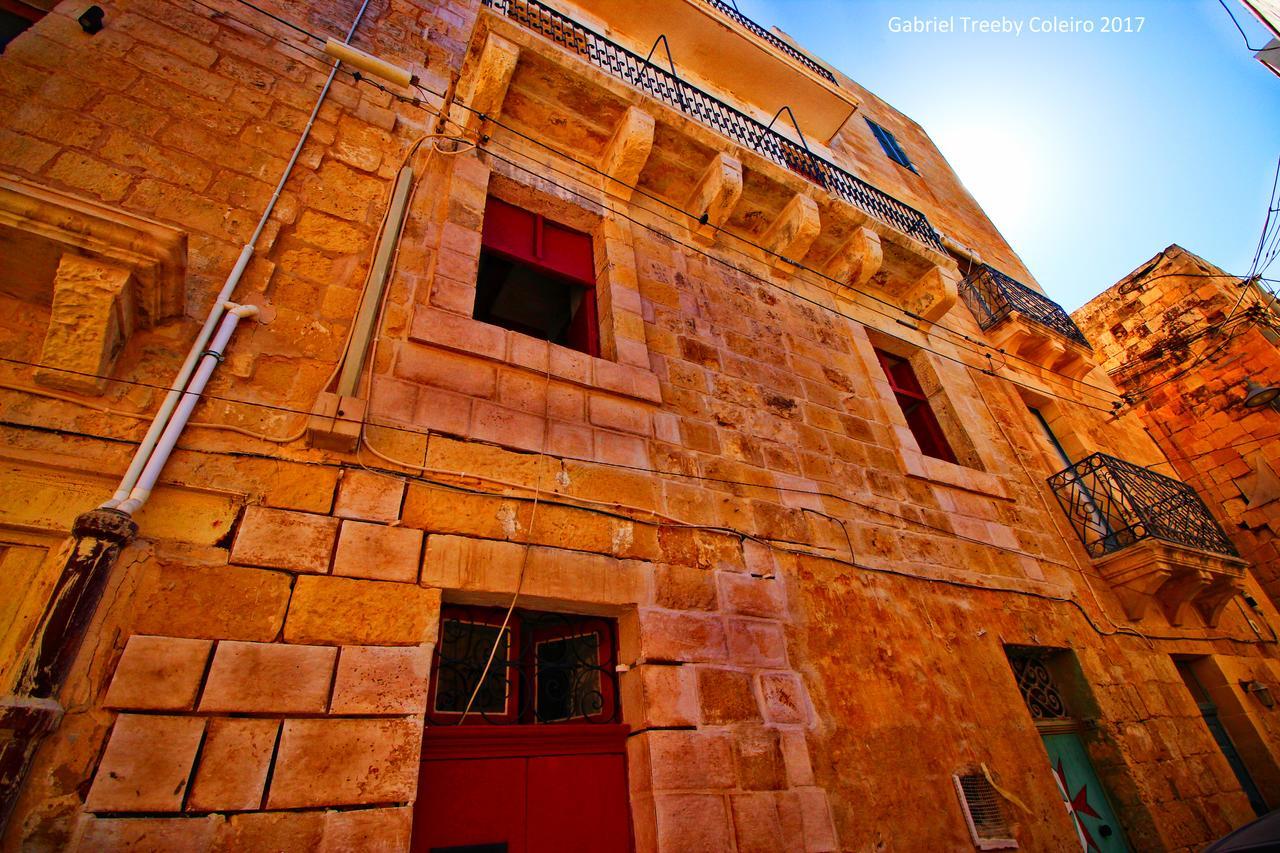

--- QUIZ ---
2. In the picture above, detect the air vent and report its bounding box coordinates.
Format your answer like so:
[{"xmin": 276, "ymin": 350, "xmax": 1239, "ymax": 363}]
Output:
[{"xmin": 953, "ymin": 772, "xmax": 1018, "ymax": 850}]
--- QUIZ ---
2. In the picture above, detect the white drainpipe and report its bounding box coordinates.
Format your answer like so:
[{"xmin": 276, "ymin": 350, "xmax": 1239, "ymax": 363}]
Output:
[
  {"xmin": 100, "ymin": 0, "xmax": 375, "ymax": 514},
  {"xmin": 117, "ymin": 303, "xmax": 260, "ymax": 514}
]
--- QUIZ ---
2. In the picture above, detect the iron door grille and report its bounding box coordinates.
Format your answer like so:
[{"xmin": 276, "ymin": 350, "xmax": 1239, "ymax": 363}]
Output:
[{"xmin": 953, "ymin": 773, "xmax": 1018, "ymax": 850}]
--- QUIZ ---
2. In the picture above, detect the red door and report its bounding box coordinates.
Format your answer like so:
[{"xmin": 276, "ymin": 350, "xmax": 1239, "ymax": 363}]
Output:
[{"xmin": 411, "ymin": 725, "xmax": 632, "ymax": 853}]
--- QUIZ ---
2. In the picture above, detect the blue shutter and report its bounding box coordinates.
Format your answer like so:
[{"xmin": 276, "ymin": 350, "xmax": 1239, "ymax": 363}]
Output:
[{"xmin": 865, "ymin": 118, "xmax": 916, "ymax": 173}]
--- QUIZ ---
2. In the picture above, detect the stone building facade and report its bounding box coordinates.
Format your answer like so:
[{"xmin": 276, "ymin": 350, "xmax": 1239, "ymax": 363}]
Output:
[
  {"xmin": 1075, "ymin": 245, "xmax": 1280, "ymax": 612},
  {"xmin": 0, "ymin": 1, "xmax": 1278, "ymax": 851}
]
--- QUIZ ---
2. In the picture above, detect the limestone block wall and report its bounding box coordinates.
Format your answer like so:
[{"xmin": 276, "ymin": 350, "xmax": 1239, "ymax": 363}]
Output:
[{"xmin": 0, "ymin": 1, "xmax": 1279, "ymax": 852}]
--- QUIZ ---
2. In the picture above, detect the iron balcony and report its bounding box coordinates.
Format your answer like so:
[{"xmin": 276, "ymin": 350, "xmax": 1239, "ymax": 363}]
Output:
[
  {"xmin": 1047, "ymin": 452, "xmax": 1237, "ymax": 559},
  {"xmin": 698, "ymin": 0, "xmax": 836, "ymax": 83},
  {"xmin": 480, "ymin": 0, "xmax": 946, "ymax": 252},
  {"xmin": 959, "ymin": 263, "xmax": 1091, "ymax": 348}
]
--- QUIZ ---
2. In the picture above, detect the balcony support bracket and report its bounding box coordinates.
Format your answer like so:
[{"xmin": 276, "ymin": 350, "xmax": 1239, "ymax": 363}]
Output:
[
  {"xmin": 462, "ymin": 31, "xmax": 520, "ymax": 132},
  {"xmin": 761, "ymin": 193, "xmax": 819, "ymax": 273},
  {"xmin": 686, "ymin": 152, "xmax": 743, "ymax": 243},
  {"xmin": 600, "ymin": 106, "xmax": 655, "ymax": 202},
  {"xmin": 895, "ymin": 264, "xmax": 958, "ymax": 324},
  {"xmin": 824, "ymin": 226, "xmax": 882, "ymax": 289},
  {"xmin": 1092, "ymin": 539, "xmax": 1247, "ymax": 627}
]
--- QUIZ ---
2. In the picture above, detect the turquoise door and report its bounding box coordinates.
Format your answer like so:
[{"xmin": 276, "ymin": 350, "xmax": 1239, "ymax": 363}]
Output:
[{"xmin": 1041, "ymin": 733, "xmax": 1131, "ymax": 853}]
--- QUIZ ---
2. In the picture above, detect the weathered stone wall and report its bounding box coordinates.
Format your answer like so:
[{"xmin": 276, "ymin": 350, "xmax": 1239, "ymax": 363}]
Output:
[
  {"xmin": 1075, "ymin": 246, "xmax": 1280, "ymax": 604},
  {"xmin": 1, "ymin": 2, "xmax": 1279, "ymax": 852}
]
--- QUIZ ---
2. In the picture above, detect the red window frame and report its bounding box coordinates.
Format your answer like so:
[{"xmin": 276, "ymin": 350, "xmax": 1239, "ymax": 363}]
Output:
[
  {"xmin": 428, "ymin": 606, "xmax": 617, "ymax": 726},
  {"xmin": 428, "ymin": 605, "xmax": 522, "ymax": 725},
  {"xmin": 874, "ymin": 348, "xmax": 959, "ymax": 464},
  {"xmin": 528, "ymin": 616, "xmax": 617, "ymax": 724},
  {"xmin": 480, "ymin": 197, "xmax": 599, "ymax": 357}
]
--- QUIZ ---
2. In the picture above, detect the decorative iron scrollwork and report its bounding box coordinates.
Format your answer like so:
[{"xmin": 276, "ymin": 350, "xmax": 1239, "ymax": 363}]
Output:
[
  {"xmin": 958, "ymin": 264, "xmax": 1091, "ymax": 348},
  {"xmin": 1046, "ymin": 452, "xmax": 1238, "ymax": 559},
  {"xmin": 1010, "ymin": 655, "xmax": 1070, "ymax": 720},
  {"xmin": 480, "ymin": 0, "xmax": 945, "ymax": 252},
  {"xmin": 428, "ymin": 607, "xmax": 620, "ymax": 726}
]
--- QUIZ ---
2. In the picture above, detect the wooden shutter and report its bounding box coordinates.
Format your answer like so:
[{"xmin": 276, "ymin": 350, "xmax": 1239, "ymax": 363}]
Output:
[
  {"xmin": 874, "ymin": 348, "xmax": 958, "ymax": 464},
  {"xmin": 865, "ymin": 118, "xmax": 916, "ymax": 172},
  {"xmin": 482, "ymin": 197, "xmax": 594, "ymax": 286}
]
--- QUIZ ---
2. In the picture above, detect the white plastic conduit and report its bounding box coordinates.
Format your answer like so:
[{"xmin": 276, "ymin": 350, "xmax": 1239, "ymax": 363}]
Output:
[
  {"xmin": 117, "ymin": 303, "xmax": 260, "ymax": 514},
  {"xmin": 101, "ymin": 0, "xmax": 376, "ymax": 514}
]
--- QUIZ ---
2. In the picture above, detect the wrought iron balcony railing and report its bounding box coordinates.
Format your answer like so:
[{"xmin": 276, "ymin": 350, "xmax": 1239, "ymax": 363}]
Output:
[
  {"xmin": 959, "ymin": 264, "xmax": 1091, "ymax": 349},
  {"xmin": 481, "ymin": 0, "xmax": 946, "ymax": 252},
  {"xmin": 699, "ymin": 0, "xmax": 836, "ymax": 83},
  {"xmin": 1047, "ymin": 452, "xmax": 1237, "ymax": 559}
]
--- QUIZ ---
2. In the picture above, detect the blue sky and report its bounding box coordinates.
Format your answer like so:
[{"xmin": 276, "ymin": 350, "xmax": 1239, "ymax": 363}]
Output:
[{"xmin": 734, "ymin": 0, "xmax": 1280, "ymax": 310}]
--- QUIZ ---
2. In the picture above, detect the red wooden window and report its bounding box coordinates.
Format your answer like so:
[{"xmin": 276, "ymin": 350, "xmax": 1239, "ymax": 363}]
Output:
[
  {"xmin": 428, "ymin": 606, "xmax": 618, "ymax": 726},
  {"xmin": 874, "ymin": 348, "xmax": 958, "ymax": 464},
  {"xmin": 429, "ymin": 606, "xmax": 522, "ymax": 725},
  {"xmin": 475, "ymin": 197, "xmax": 599, "ymax": 356}
]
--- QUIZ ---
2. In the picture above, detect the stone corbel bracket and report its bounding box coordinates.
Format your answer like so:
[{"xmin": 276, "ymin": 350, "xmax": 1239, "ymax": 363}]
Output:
[
  {"xmin": 0, "ymin": 177, "xmax": 187, "ymax": 395},
  {"xmin": 460, "ymin": 31, "xmax": 520, "ymax": 133},
  {"xmin": 823, "ymin": 225, "xmax": 882, "ymax": 291},
  {"xmin": 760, "ymin": 193, "xmax": 820, "ymax": 275},
  {"xmin": 898, "ymin": 264, "xmax": 958, "ymax": 325},
  {"xmin": 600, "ymin": 106, "xmax": 655, "ymax": 202},
  {"xmin": 685, "ymin": 152, "xmax": 743, "ymax": 243},
  {"xmin": 1092, "ymin": 539, "xmax": 1248, "ymax": 627}
]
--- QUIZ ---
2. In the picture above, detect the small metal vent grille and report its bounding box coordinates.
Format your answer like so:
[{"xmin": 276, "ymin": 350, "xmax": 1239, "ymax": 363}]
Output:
[{"xmin": 954, "ymin": 773, "xmax": 1017, "ymax": 849}]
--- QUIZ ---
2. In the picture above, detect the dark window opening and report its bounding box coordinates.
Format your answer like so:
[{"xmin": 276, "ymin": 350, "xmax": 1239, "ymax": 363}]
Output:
[
  {"xmin": 475, "ymin": 196, "xmax": 599, "ymax": 356},
  {"xmin": 0, "ymin": 2, "xmax": 43, "ymax": 53},
  {"xmin": 866, "ymin": 118, "xmax": 917, "ymax": 173},
  {"xmin": 874, "ymin": 348, "xmax": 957, "ymax": 464},
  {"xmin": 428, "ymin": 605, "xmax": 618, "ymax": 725}
]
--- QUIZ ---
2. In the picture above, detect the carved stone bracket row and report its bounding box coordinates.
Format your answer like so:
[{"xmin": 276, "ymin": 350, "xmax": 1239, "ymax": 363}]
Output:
[
  {"xmin": 1093, "ymin": 539, "xmax": 1249, "ymax": 627},
  {"xmin": 459, "ymin": 29, "xmax": 960, "ymax": 324}
]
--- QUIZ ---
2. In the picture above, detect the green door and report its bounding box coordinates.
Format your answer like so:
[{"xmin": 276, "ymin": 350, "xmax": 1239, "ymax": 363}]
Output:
[{"xmin": 1041, "ymin": 732, "xmax": 1131, "ymax": 853}]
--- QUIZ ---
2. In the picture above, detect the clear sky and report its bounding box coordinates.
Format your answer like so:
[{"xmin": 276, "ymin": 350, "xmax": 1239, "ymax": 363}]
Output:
[{"xmin": 733, "ymin": 0, "xmax": 1280, "ymax": 310}]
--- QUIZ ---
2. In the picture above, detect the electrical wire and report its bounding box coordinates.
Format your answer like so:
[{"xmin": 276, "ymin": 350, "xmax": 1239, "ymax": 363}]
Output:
[
  {"xmin": 198, "ymin": 0, "xmax": 1280, "ymax": 433},
  {"xmin": 195, "ymin": 0, "xmax": 1280, "ymax": 424},
  {"xmin": 0, "ymin": 414, "xmax": 1269, "ymax": 647},
  {"xmin": 457, "ymin": 107, "xmax": 1132, "ymax": 410},
  {"xmin": 1217, "ymin": 0, "xmax": 1270, "ymax": 51},
  {"xmin": 172, "ymin": 0, "xmax": 1135, "ymax": 414},
  {"xmin": 11, "ymin": 1, "xmax": 1273, "ymax": 653},
  {"xmin": 0, "ymin": 0, "xmax": 1266, "ymax": 571},
  {"xmin": 11, "ymin": 354, "xmax": 1280, "ymax": 573}
]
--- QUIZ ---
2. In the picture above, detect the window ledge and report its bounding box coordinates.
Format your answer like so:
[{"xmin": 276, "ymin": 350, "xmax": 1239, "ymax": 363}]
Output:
[
  {"xmin": 899, "ymin": 447, "xmax": 1009, "ymax": 501},
  {"xmin": 409, "ymin": 304, "xmax": 661, "ymax": 403}
]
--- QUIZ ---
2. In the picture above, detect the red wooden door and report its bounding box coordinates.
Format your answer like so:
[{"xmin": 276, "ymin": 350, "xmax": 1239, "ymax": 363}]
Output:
[{"xmin": 411, "ymin": 725, "xmax": 632, "ymax": 853}]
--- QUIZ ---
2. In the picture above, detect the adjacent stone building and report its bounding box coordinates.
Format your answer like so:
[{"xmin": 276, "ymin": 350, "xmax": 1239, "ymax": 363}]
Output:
[
  {"xmin": 0, "ymin": 1, "xmax": 1278, "ymax": 851},
  {"xmin": 1075, "ymin": 245, "xmax": 1280, "ymax": 611}
]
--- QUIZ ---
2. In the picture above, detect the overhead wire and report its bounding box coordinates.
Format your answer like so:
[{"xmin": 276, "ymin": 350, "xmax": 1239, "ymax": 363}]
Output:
[
  {"xmin": 1, "ymin": 412, "xmax": 1270, "ymax": 647},
  {"xmin": 201, "ymin": 0, "xmax": 1280, "ymax": 426},
  {"xmin": 203, "ymin": 0, "xmax": 1280, "ymax": 422},
  {"xmin": 13, "ymin": 0, "xmax": 1274, "ymax": 652},
  {"xmin": 1217, "ymin": 0, "xmax": 1270, "ymax": 51},
  {"xmin": 11, "ymin": 352, "xmax": 1280, "ymax": 569},
  {"xmin": 178, "ymin": 0, "xmax": 1135, "ymax": 413}
]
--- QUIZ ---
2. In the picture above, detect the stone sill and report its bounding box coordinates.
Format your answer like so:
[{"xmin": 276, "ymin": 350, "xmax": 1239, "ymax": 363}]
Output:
[
  {"xmin": 409, "ymin": 304, "xmax": 661, "ymax": 403},
  {"xmin": 899, "ymin": 447, "xmax": 1010, "ymax": 501}
]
